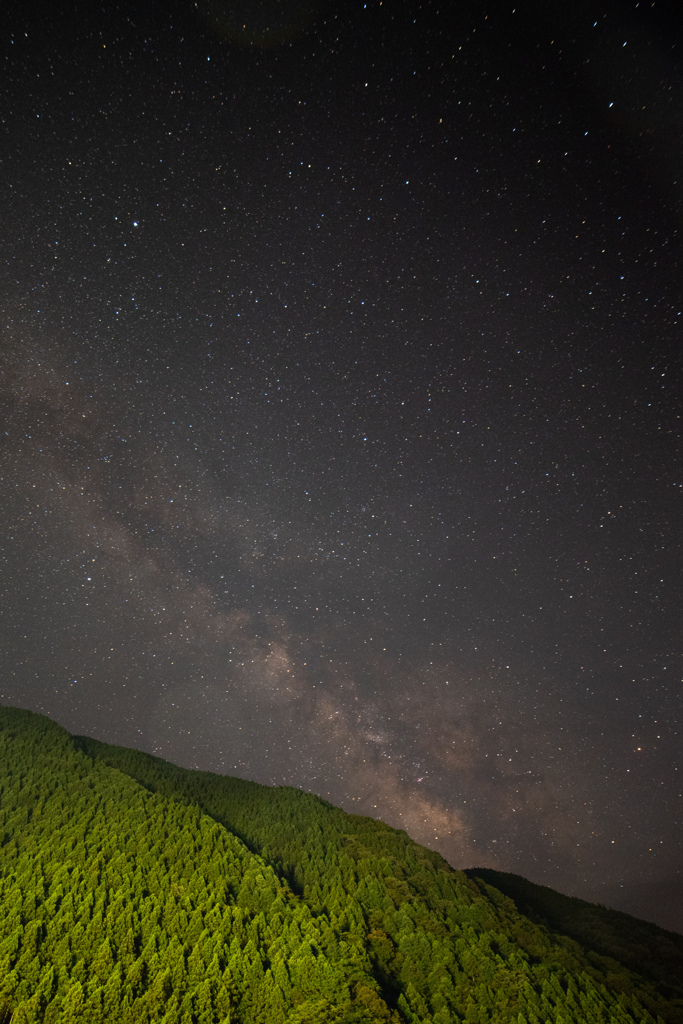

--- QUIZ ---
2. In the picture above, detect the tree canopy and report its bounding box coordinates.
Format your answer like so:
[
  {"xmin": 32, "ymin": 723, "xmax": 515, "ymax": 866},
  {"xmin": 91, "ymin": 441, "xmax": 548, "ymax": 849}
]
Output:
[{"xmin": 0, "ymin": 706, "xmax": 680, "ymax": 1024}]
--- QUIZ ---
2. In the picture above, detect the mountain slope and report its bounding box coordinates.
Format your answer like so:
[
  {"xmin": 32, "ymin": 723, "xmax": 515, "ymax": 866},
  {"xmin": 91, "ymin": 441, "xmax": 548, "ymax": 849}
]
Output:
[
  {"xmin": 462, "ymin": 869, "xmax": 683, "ymax": 1005},
  {"xmin": 0, "ymin": 705, "xmax": 681, "ymax": 1024}
]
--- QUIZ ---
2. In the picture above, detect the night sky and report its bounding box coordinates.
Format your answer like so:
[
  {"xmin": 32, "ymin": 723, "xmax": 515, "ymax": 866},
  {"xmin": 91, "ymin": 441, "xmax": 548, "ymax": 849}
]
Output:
[{"xmin": 1, "ymin": 0, "xmax": 681, "ymax": 931}]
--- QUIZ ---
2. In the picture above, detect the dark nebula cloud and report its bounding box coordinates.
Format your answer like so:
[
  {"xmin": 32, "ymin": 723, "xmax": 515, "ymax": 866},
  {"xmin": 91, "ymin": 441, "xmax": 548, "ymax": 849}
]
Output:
[{"xmin": 1, "ymin": 0, "xmax": 681, "ymax": 931}]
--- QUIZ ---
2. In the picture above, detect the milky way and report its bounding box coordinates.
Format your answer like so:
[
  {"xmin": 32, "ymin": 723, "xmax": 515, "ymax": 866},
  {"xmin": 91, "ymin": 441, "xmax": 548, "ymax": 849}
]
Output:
[{"xmin": 1, "ymin": 0, "xmax": 681, "ymax": 930}]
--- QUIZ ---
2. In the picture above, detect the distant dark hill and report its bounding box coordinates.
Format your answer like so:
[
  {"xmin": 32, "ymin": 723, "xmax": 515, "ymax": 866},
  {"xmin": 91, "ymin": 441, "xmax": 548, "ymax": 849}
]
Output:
[
  {"xmin": 0, "ymin": 704, "xmax": 681, "ymax": 1024},
  {"xmin": 463, "ymin": 869, "xmax": 683, "ymax": 1005},
  {"xmin": 599, "ymin": 878, "xmax": 683, "ymax": 939}
]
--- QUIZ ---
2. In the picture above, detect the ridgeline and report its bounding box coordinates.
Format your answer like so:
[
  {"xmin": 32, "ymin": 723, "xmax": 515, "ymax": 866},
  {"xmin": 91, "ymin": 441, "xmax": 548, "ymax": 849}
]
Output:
[{"xmin": 0, "ymin": 705, "xmax": 681, "ymax": 1024}]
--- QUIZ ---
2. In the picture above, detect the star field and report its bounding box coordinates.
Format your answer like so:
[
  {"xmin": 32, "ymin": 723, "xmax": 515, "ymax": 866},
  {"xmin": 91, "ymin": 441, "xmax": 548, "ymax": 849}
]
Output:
[{"xmin": 1, "ymin": 0, "xmax": 681, "ymax": 930}]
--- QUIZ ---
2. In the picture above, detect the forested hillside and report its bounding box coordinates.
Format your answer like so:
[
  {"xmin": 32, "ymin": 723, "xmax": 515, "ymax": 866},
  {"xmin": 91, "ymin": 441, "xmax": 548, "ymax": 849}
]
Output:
[
  {"xmin": 0, "ymin": 706, "xmax": 681, "ymax": 1024},
  {"xmin": 463, "ymin": 869, "xmax": 683, "ymax": 1006}
]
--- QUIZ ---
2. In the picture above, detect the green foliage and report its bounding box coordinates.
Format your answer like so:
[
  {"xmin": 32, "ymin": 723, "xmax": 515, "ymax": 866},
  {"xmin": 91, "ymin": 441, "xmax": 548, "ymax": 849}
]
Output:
[
  {"xmin": 464, "ymin": 868, "xmax": 683, "ymax": 1007},
  {"xmin": 0, "ymin": 705, "xmax": 680, "ymax": 1024}
]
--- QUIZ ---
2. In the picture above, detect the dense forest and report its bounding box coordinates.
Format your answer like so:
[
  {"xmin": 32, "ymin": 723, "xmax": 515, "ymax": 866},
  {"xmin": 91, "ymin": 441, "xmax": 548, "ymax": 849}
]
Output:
[{"xmin": 0, "ymin": 706, "xmax": 681, "ymax": 1024}]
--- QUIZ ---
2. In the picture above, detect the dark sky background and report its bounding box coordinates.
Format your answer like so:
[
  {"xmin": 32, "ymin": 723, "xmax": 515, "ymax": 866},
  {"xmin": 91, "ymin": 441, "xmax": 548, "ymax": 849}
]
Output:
[{"xmin": 1, "ymin": 0, "xmax": 681, "ymax": 931}]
